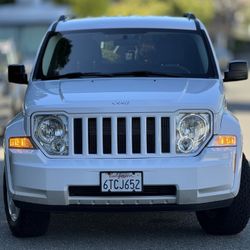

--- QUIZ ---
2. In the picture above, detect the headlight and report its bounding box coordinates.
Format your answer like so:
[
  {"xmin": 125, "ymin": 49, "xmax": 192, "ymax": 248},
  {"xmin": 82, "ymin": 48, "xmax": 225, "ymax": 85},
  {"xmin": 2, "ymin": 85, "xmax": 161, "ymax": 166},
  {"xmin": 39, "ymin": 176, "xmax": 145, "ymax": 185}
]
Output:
[
  {"xmin": 176, "ymin": 113, "xmax": 211, "ymax": 154},
  {"xmin": 37, "ymin": 116, "xmax": 66, "ymax": 144},
  {"xmin": 34, "ymin": 115, "xmax": 68, "ymax": 155}
]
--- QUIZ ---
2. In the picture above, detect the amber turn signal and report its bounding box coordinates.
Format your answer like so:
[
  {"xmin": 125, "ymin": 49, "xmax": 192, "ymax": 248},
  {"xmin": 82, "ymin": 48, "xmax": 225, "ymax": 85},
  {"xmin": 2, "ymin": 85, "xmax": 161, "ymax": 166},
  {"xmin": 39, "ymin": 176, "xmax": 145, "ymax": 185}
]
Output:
[
  {"xmin": 214, "ymin": 135, "xmax": 237, "ymax": 146},
  {"xmin": 9, "ymin": 137, "xmax": 34, "ymax": 149}
]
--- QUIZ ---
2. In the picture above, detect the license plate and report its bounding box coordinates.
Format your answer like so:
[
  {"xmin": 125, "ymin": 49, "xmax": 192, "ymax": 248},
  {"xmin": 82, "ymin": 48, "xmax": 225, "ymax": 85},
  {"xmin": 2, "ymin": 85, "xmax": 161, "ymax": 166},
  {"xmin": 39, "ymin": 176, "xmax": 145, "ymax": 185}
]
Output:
[{"xmin": 101, "ymin": 172, "xmax": 143, "ymax": 192}]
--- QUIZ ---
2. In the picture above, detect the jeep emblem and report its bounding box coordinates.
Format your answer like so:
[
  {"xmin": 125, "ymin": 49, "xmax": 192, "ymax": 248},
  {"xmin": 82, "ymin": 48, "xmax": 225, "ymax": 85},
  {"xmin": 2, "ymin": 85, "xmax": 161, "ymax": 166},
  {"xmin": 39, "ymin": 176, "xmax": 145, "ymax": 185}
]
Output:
[{"xmin": 112, "ymin": 100, "xmax": 130, "ymax": 105}]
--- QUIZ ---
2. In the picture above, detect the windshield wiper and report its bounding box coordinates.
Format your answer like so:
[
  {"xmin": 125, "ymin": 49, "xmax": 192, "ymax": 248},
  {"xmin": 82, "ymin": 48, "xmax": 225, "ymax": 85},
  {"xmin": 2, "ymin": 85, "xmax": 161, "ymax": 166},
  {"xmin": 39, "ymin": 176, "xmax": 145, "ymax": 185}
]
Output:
[
  {"xmin": 44, "ymin": 72, "xmax": 112, "ymax": 80},
  {"xmin": 44, "ymin": 71, "xmax": 182, "ymax": 80}
]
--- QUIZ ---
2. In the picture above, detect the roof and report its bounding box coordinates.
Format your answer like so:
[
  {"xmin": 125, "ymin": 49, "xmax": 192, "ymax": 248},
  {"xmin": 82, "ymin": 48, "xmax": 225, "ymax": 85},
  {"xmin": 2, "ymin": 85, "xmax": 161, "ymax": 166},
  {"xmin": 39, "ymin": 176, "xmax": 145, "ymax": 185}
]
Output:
[{"xmin": 55, "ymin": 16, "xmax": 204, "ymax": 32}]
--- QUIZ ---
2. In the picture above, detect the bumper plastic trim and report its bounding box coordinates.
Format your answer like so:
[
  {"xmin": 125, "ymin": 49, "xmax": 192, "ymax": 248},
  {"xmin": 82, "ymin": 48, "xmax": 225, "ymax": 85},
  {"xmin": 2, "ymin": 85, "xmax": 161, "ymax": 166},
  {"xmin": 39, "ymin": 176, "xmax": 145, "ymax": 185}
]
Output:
[{"xmin": 14, "ymin": 198, "xmax": 233, "ymax": 212}]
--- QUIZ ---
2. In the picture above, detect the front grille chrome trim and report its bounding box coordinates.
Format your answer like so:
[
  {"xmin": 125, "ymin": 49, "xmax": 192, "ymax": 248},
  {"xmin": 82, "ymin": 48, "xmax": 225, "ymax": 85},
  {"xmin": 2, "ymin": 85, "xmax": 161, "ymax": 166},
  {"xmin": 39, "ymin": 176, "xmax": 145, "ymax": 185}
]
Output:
[
  {"xmin": 126, "ymin": 116, "xmax": 132, "ymax": 156},
  {"xmin": 72, "ymin": 113, "xmax": 171, "ymax": 158},
  {"xmin": 140, "ymin": 116, "xmax": 147, "ymax": 155},
  {"xmin": 97, "ymin": 117, "xmax": 103, "ymax": 155},
  {"xmin": 82, "ymin": 117, "xmax": 88, "ymax": 156},
  {"xmin": 111, "ymin": 117, "xmax": 118, "ymax": 155}
]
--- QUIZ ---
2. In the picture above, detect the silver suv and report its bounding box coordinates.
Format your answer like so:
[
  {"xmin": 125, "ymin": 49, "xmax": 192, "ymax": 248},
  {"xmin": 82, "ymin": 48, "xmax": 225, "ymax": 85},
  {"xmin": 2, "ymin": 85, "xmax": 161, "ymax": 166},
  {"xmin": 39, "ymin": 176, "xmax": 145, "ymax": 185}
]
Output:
[{"xmin": 3, "ymin": 14, "xmax": 250, "ymax": 237}]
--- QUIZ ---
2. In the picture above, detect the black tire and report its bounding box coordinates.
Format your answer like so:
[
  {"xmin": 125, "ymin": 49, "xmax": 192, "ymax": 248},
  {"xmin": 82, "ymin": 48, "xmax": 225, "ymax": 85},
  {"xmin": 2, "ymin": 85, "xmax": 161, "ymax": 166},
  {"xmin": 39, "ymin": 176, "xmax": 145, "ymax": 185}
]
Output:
[
  {"xmin": 196, "ymin": 154, "xmax": 250, "ymax": 235},
  {"xmin": 3, "ymin": 173, "xmax": 50, "ymax": 237}
]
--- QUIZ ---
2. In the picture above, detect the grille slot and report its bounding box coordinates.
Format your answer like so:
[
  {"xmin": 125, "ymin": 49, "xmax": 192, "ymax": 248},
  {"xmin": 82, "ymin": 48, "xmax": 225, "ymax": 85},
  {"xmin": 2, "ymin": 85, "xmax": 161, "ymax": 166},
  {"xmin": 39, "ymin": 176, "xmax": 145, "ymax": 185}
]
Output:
[
  {"xmin": 117, "ymin": 118, "xmax": 126, "ymax": 154},
  {"xmin": 146, "ymin": 117, "xmax": 155, "ymax": 153},
  {"xmin": 161, "ymin": 117, "xmax": 170, "ymax": 153},
  {"xmin": 69, "ymin": 185, "xmax": 176, "ymax": 196},
  {"xmin": 103, "ymin": 118, "xmax": 112, "ymax": 154},
  {"xmin": 88, "ymin": 118, "xmax": 97, "ymax": 154},
  {"xmin": 132, "ymin": 117, "xmax": 141, "ymax": 153},
  {"xmin": 73, "ymin": 114, "xmax": 170, "ymax": 157},
  {"xmin": 74, "ymin": 118, "xmax": 83, "ymax": 154}
]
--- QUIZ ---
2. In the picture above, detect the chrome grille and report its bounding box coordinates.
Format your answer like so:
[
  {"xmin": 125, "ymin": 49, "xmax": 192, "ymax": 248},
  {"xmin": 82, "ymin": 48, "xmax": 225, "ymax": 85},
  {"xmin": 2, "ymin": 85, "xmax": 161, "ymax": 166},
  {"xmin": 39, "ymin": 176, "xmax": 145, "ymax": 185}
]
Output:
[{"xmin": 73, "ymin": 114, "xmax": 170, "ymax": 157}]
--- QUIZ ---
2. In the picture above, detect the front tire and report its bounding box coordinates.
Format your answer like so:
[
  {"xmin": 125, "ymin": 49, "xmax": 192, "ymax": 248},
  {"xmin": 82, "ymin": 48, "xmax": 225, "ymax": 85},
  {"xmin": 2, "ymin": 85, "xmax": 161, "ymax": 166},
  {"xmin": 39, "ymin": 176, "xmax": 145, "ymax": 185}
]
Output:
[
  {"xmin": 196, "ymin": 154, "xmax": 250, "ymax": 235},
  {"xmin": 3, "ymin": 173, "xmax": 50, "ymax": 237}
]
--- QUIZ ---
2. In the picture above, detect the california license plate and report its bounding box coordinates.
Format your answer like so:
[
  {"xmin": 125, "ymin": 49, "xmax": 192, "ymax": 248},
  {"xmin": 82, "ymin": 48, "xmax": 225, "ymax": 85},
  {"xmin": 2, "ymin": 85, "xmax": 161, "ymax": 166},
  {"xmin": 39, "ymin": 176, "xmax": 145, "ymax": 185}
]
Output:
[{"xmin": 101, "ymin": 172, "xmax": 143, "ymax": 192}]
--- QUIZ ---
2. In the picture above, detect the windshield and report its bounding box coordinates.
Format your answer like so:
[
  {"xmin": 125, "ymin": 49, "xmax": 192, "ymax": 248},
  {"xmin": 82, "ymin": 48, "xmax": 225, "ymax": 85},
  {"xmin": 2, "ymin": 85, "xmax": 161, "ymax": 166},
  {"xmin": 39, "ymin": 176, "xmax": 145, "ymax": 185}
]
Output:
[{"xmin": 35, "ymin": 28, "xmax": 218, "ymax": 80}]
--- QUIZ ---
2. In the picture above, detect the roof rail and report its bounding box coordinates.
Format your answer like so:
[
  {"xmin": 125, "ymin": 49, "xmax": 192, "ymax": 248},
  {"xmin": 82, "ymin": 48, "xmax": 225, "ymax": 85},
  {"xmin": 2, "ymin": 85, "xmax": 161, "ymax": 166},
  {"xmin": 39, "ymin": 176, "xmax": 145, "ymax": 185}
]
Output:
[
  {"xmin": 58, "ymin": 15, "xmax": 67, "ymax": 22},
  {"xmin": 51, "ymin": 15, "xmax": 72, "ymax": 32},
  {"xmin": 183, "ymin": 13, "xmax": 200, "ymax": 31},
  {"xmin": 183, "ymin": 13, "xmax": 196, "ymax": 20}
]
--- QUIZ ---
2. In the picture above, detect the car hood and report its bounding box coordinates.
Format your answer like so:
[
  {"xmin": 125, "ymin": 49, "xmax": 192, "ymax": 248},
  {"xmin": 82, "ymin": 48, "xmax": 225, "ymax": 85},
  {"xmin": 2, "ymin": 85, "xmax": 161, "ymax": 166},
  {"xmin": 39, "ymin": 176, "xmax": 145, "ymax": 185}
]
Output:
[{"xmin": 25, "ymin": 78, "xmax": 224, "ymax": 115}]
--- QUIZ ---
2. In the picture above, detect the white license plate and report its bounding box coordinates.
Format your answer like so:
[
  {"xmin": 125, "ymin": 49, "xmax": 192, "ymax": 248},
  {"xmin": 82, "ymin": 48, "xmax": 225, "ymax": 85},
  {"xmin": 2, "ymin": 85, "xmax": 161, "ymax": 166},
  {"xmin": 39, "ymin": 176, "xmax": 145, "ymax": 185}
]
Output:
[{"xmin": 101, "ymin": 172, "xmax": 143, "ymax": 192}]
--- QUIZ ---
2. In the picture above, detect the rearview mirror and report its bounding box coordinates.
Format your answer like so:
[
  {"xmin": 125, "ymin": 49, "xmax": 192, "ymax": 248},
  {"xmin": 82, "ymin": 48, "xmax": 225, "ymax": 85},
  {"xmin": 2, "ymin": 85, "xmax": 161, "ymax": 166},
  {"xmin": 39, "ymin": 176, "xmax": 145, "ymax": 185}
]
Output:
[
  {"xmin": 8, "ymin": 64, "xmax": 28, "ymax": 84},
  {"xmin": 224, "ymin": 61, "xmax": 248, "ymax": 82}
]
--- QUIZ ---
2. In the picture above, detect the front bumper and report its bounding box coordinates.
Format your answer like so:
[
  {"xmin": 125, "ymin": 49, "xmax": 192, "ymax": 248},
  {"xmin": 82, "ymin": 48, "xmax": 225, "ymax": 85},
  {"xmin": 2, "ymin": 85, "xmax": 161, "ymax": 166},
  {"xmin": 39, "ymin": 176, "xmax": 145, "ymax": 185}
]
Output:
[{"xmin": 6, "ymin": 146, "xmax": 239, "ymax": 209}]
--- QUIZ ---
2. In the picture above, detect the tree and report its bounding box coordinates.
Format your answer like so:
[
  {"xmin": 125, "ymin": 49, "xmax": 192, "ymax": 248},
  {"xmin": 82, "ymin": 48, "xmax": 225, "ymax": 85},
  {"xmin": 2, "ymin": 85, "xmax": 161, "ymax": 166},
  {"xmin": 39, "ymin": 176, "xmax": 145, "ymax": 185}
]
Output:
[
  {"xmin": 107, "ymin": 0, "xmax": 170, "ymax": 16},
  {"xmin": 162, "ymin": 0, "xmax": 214, "ymax": 24},
  {"xmin": 55, "ymin": 0, "xmax": 214, "ymax": 23},
  {"xmin": 53, "ymin": 0, "xmax": 69, "ymax": 4},
  {"xmin": 211, "ymin": 0, "xmax": 250, "ymax": 48},
  {"xmin": 107, "ymin": 0, "xmax": 214, "ymax": 25}
]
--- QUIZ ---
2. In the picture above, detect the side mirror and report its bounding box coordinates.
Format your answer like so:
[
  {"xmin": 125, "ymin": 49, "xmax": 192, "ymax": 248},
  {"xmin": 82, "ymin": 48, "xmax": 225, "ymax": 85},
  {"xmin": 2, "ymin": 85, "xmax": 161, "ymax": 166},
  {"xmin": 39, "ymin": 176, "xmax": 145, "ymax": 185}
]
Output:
[
  {"xmin": 8, "ymin": 64, "xmax": 28, "ymax": 84},
  {"xmin": 224, "ymin": 61, "xmax": 248, "ymax": 82}
]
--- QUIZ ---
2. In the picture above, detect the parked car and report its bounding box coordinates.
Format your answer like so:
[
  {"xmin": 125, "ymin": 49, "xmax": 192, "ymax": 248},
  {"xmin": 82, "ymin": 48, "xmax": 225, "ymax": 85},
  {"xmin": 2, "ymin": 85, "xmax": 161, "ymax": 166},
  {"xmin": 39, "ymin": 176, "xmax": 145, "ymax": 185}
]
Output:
[
  {"xmin": 0, "ymin": 40, "xmax": 17, "ymax": 95},
  {"xmin": 3, "ymin": 14, "xmax": 250, "ymax": 237}
]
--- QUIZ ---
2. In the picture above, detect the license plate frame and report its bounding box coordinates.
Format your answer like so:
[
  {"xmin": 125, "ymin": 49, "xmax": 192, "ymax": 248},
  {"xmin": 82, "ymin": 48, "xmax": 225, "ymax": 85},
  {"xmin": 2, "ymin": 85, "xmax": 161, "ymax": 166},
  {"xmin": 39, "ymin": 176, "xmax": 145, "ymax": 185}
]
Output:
[{"xmin": 100, "ymin": 171, "xmax": 143, "ymax": 193}]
